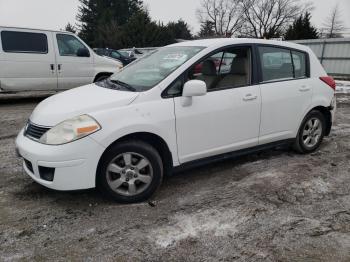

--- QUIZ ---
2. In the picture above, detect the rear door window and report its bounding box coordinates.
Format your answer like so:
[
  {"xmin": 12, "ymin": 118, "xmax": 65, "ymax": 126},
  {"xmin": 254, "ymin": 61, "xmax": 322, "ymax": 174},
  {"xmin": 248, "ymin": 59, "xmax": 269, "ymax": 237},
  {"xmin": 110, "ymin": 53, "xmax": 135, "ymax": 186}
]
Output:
[
  {"xmin": 1, "ymin": 31, "xmax": 48, "ymax": 53},
  {"xmin": 258, "ymin": 46, "xmax": 293, "ymax": 82}
]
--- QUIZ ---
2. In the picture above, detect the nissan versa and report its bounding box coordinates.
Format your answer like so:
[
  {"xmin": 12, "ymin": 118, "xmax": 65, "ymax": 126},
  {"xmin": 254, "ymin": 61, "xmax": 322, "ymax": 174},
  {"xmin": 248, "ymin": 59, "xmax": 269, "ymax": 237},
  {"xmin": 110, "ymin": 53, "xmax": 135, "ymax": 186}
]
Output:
[{"xmin": 16, "ymin": 39, "xmax": 336, "ymax": 203}]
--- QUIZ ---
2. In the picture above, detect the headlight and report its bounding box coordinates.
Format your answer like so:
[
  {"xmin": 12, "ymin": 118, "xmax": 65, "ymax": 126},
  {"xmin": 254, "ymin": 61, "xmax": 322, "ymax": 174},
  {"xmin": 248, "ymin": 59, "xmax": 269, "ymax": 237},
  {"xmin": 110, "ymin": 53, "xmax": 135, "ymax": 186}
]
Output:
[{"xmin": 39, "ymin": 115, "xmax": 101, "ymax": 145}]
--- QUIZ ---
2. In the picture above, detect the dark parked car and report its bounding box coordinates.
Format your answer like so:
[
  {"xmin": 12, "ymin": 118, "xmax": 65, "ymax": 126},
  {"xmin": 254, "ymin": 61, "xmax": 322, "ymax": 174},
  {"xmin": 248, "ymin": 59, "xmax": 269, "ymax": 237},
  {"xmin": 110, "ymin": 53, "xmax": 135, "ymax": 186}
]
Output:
[{"xmin": 93, "ymin": 48, "xmax": 136, "ymax": 66}]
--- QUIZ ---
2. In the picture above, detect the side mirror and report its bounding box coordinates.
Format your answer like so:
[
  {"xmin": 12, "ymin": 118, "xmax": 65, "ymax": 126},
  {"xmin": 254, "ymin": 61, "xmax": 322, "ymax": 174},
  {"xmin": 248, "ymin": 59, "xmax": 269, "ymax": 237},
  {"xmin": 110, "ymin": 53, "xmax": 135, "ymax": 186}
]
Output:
[
  {"xmin": 183, "ymin": 80, "xmax": 207, "ymax": 97},
  {"xmin": 181, "ymin": 80, "xmax": 207, "ymax": 107},
  {"xmin": 77, "ymin": 48, "xmax": 90, "ymax": 57}
]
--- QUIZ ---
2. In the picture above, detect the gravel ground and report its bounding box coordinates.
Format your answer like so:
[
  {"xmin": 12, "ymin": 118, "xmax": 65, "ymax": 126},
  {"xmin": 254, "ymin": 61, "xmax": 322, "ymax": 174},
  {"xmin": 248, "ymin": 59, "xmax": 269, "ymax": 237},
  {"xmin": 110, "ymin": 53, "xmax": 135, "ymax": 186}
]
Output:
[{"xmin": 0, "ymin": 94, "xmax": 350, "ymax": 261}]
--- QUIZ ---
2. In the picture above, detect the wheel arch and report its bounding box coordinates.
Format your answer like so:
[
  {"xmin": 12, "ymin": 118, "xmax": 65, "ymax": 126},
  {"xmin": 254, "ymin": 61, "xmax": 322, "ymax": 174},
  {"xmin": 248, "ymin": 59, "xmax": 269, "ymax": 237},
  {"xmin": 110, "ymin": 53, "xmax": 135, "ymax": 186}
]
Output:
[
  {"xmin": 302, "ymin": 106, "xmax": 332, "ymax": 136},
  {"xmin": 97, "ymin": 132, "xmax": 174, "ymax": 178}
]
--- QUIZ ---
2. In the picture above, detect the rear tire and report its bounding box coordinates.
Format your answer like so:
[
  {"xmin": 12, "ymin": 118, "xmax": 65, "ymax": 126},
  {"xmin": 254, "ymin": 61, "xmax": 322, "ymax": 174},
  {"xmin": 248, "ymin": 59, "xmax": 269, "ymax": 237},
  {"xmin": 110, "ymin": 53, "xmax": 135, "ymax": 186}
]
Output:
[
  {"xmin": 293, "ymin": 110, "xmax": 326, "ymax": 154},
  {"xmin": 96, "ymin": 140, "xmax": 163, "ymax": 203}
]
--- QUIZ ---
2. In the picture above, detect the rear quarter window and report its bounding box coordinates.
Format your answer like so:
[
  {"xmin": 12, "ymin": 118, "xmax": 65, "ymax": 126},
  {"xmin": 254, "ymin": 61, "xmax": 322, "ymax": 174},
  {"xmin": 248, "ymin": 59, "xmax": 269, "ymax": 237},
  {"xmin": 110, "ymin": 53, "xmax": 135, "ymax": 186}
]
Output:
[
  {"xmin": 292, "ymin": 51, "xmax": 307, "ymax": 78},
  {"xmin": 1, "ymin": 31, "xmax": 48, "ymax": 53}
]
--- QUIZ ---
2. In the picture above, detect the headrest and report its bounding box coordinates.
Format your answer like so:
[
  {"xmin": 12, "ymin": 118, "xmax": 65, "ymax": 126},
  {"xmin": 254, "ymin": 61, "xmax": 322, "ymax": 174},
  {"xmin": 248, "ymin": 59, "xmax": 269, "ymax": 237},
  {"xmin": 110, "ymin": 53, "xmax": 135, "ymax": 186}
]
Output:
[
  {"xmin": 230, "ymin": 58, "xmax": 247, "ymax": 75},
  {"xmin": 280, "ymin": 63, "xmax": 293, "ymax": 73},
  {"xmin": 202, "ymin": 60, "xmax": 217, "ymax": 76}
]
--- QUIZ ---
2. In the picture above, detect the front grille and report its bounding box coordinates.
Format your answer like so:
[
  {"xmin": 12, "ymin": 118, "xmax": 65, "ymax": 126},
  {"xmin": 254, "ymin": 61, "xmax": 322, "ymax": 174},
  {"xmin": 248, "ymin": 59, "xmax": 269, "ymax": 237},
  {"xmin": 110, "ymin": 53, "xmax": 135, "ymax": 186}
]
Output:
[{"xmin": 24, "ymin": 121, "xmax": 50, "ymax": 141}]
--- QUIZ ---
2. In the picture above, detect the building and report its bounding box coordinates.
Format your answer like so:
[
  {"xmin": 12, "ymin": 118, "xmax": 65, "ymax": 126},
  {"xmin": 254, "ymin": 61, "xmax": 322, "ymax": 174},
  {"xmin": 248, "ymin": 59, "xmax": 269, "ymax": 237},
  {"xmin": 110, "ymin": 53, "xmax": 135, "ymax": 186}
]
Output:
[{"xmin": 294, "ymin": 38, "xmax": 350, "ymax": 80}]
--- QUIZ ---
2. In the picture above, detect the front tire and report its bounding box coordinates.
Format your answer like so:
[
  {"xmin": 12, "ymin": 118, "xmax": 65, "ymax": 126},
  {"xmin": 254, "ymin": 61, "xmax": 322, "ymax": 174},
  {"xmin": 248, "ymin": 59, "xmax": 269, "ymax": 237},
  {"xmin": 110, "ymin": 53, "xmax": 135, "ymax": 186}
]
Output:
[
  {"xmin": 97, "ymin": 141, "xmax": 163, "ymax": 203},
  {"xmin": 293, "ymin": 110, "xmax": 326, "ymax": 154}
]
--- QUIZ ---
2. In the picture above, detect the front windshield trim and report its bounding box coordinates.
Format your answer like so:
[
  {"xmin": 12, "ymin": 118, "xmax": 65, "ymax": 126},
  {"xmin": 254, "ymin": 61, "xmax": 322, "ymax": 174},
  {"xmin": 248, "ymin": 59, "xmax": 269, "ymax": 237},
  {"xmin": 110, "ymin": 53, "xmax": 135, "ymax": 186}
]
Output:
[{"xmin": 109, "ymin": 46, "xmax": 205, "ymax": 92}]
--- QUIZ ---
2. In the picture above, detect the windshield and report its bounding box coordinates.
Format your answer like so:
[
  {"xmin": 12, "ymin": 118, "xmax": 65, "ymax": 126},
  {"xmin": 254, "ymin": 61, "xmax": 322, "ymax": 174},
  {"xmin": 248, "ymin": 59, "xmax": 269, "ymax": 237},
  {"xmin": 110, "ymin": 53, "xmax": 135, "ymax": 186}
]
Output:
[{"xmin": 109, "ymin": 46, "xmax": 205, "ymax": 92}]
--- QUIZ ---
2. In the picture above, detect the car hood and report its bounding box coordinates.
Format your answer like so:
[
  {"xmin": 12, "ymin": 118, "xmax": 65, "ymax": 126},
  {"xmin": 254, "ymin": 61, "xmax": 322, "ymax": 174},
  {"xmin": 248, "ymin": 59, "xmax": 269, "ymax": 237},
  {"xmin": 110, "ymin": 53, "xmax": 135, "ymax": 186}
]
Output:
[
  {"xmin": 94, "ymin": 53, "xmax": 123, "ymax": 67},
  {"xmin": 30, "ymin": 84, "xmax": 139, "ymax": 126}
]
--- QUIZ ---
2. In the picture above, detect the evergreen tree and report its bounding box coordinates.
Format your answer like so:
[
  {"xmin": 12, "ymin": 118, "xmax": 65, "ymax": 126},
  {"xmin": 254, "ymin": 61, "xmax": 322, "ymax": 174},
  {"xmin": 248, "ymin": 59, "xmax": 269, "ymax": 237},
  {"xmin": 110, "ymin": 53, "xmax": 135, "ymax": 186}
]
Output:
[
  {"xmin": 77, "ymin": 0, "xmax": 143, "ymax": 46},
  {"xmin": 166, "ymin": 19, "xmax": 193, "ymax": 40},
  {"xmin": 64, "ymin": 23, "xmax": 77, "ymax": 34},
  {"xmin": 198, "ymin": 20, "xmax": 216, "ymax": 38},
  {"xmin": 119, "ymin": 11, "xmax": 175, "ymax": 48},
  {"xmin": 285, "ymin": 12, "xmax": 318, "ymax": 40}
]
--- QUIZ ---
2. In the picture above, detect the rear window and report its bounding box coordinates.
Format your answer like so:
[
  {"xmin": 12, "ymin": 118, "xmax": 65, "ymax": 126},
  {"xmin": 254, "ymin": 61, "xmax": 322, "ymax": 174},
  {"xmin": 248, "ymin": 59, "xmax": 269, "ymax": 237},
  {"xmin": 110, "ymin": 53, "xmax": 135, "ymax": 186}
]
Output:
[{"xmin": 1, "ymin": 31, "xmax": 48, "ymax": 53}]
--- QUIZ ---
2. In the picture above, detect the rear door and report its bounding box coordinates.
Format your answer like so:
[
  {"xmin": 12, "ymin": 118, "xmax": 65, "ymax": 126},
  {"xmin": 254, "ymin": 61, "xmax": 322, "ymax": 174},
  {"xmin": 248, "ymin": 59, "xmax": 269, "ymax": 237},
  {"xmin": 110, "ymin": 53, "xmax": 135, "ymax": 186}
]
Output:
[
  {"xmin": 0, "ymin": 29, "xmax": 57, "ymax": 91},
  {"xmin": 53, "ymin": 33, "xmax": 94, "ymax": 90},
  {"xmin": 257, "ymin": 45, "xmax": 312, "ymax": 144}
]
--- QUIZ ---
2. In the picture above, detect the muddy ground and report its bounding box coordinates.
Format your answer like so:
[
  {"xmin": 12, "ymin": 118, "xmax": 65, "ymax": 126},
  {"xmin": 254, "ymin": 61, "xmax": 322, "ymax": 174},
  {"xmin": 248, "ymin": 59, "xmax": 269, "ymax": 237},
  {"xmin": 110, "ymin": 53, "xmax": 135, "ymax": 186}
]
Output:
[{"xmin": 0, "ymin": 94, "xmax": 350, "ymax": 261}]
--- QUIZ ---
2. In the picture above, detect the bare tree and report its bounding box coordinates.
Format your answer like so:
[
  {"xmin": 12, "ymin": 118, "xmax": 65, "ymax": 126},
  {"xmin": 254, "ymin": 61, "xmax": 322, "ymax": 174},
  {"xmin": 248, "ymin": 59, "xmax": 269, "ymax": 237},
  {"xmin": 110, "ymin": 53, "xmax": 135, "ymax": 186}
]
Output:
[
  {"xmin": 322, "ymin": 5, "xmax": 345, "ymax": 38},
  {"xmin": 240, "ymin": 0, "xmax": 308, "ymax": 38},
  {"xmin": 196, "ymin": 0, "xmax": 244, "ymax": 37}
]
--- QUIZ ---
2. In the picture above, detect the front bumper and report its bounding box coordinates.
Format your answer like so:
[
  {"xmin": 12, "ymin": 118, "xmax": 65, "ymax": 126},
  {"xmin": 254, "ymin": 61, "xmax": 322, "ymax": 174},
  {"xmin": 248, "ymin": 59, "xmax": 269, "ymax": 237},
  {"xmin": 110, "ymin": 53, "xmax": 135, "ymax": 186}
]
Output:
[{"xmin": 15, "ymin": 129, "xmax": 106, "ymax": 190}]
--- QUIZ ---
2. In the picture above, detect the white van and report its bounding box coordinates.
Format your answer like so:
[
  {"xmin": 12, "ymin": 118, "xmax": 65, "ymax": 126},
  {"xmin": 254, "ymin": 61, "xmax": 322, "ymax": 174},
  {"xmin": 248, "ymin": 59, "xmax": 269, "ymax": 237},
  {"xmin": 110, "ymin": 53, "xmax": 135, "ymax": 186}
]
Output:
[{"xmin": 0, "ymin": 27, "xmax": 123, "ymax": 92}]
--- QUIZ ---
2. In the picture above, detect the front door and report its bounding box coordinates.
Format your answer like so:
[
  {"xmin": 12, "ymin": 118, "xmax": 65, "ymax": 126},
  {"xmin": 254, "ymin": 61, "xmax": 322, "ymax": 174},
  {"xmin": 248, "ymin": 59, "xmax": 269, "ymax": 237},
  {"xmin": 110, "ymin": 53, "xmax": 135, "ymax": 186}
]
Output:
[
  {"xmin": 53, "ymin": 33, "xmax": 94, "ymax": 90},
  {"xmin": 173, "ymin": 46, "xmax": 261, "ymax": 163}
]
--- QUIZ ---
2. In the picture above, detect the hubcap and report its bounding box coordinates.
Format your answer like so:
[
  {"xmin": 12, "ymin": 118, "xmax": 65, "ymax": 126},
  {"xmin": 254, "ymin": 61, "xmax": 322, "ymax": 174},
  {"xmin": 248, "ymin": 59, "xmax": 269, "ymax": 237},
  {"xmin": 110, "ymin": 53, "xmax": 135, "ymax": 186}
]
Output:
[
  {"xmin": 106, "ymin": 152, "xmax": 153, "ymax": 196},
  {"xmin": 302, "ymin": 117, "xmax": 322, "ymax": 148}
]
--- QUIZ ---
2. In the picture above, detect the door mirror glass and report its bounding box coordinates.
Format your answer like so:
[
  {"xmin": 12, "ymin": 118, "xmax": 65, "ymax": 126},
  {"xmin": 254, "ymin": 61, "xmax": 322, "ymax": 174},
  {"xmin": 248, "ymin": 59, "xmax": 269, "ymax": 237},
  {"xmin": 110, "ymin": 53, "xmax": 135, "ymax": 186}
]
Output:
[
  {"xmin": 182, "ymin": 80, "xmax": 207, "ymax": 97},
  {"xmin": 77, "ymin": 48, "xmax": 90, "ymax": 57}
]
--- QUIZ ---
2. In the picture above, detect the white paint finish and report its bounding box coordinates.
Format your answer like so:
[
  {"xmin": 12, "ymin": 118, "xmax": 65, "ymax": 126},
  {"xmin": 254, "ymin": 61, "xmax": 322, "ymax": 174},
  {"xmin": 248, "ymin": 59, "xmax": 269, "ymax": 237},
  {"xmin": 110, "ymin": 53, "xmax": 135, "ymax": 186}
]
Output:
[
  {"xmin": 175, "ymin": 85, "xmax": 261, "ymax": 163},
  {"xmin": 182, "ymin": 80, "xmax": 207, "ymax": 97},
  {"xmin": 30, "ymin": 84, "xmax": 139, "ymax": 126},
  {"xmin": 259, "ymin": 78, "xmax": 313, "ymax": 144},
  {"xmin": 90, "ymin": 94, "xmax": 180, "ymax": 166},
  {"xmin": 16, "ymin": 129, "xmax": 106, "ymax": 190},
  {"xmin": 0, "ymin": 27, "xmax": 122, "ymax": 92},
  {"xmin": 0, "ymin": 28, "xmax": 57, "ymax": 91}
]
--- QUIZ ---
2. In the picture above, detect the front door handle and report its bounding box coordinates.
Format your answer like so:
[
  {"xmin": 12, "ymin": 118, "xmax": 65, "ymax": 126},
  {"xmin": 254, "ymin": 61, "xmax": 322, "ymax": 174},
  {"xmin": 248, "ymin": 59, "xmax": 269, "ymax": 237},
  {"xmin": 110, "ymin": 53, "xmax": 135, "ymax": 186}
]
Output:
[
  {"xmin": 299, "ymin": 85, "xmax": 311, "ymax": 92},
  {"xmin": 50, "ymin": 64, "xmax": 55, "ymax": 71},
  {"xmin": 57, "ymin": 64, "xmax": 62, "ymax": 71},
  {"xmin": 243, "ymin": 94, "xmax": 258, "ymax": 101}
]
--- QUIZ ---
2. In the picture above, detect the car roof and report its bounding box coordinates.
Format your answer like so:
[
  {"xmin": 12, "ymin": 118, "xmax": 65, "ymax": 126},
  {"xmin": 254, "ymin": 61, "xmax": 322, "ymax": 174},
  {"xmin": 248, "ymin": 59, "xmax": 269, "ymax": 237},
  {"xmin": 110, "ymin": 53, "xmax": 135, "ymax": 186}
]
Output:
[
  {"xmin": 169, "ymin": 38, "xmax": 309, "ymax": 52},
  {"xmin": 0, "ymin": 26, "xmax": 73, "ymax": 35}
]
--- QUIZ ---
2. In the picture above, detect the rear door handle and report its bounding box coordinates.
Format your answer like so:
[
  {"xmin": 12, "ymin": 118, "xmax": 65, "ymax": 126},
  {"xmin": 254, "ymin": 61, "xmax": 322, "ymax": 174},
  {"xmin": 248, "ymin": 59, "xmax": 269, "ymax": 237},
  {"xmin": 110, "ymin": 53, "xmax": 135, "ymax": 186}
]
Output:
[
  {"xmin": 299, "ymin": 85, "xmax": 311, "ymax": 92},
  {"xmin": 243, "ymin": 94, "xmax": 258, "ymax": 101},
  {"xmin": 50, "ymin": 64, "xmax": 55, "ymax": 71}
]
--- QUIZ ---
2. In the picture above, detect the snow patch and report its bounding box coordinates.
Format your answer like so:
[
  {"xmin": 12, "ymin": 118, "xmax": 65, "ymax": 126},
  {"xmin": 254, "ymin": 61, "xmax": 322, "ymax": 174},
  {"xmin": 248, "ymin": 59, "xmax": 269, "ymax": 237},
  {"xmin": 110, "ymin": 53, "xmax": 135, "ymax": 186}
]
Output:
[
  {"xmin": 149, "ymin": 209, "xmax": 247, "ymax": 248},
  {"xmin": 303, "ymin": 178, "xmax": 330, "ymax": 194},
  {"xmin": 336, "ymin": 81, "xmax": 350, "ymax": 94}
]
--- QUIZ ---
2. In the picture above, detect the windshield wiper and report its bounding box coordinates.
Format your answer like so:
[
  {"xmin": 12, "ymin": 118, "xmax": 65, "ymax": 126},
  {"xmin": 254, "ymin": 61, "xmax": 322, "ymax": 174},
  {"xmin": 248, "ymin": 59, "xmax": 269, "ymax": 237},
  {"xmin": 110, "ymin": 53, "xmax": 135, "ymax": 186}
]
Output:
[{"xmin": 110, "ymin": 79, "xmax": 136, "ymax": 92}]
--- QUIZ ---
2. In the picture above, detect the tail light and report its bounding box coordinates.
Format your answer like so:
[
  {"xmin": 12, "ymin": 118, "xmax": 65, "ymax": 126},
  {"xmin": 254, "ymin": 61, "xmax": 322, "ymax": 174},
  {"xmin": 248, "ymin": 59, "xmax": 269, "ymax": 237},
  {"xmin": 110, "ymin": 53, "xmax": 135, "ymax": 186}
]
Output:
[{"xmin": 320, "ymin": 76, "xmax": 336, "ymax": 91}]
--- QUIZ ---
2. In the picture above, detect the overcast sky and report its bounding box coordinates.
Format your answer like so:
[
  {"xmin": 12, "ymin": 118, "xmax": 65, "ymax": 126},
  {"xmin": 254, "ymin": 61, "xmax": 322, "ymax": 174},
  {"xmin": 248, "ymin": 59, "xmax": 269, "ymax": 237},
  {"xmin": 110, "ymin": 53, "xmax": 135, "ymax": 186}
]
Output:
[{"xmin": 0, "ymin": 0, "xmax": 349, "ymax": 35}]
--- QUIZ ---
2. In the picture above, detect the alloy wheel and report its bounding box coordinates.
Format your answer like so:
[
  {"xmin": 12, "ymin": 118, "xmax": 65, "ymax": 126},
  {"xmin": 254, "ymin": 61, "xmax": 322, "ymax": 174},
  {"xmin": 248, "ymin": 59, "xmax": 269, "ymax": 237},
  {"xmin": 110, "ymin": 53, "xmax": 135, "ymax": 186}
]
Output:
[
  {"xmin": 106, "ymin": 152, "xmax": 153, "ymax": 196},
  {"xmin": 302, "ymin": 117, "xmax": 323, "ymax": 148}
]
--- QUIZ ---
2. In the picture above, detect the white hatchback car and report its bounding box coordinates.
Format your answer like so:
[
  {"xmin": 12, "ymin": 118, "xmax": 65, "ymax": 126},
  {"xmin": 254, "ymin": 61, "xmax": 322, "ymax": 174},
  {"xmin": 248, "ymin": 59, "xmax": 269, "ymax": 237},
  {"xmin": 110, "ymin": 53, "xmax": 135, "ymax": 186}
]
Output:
[{"xmin": 16, "ymin": 39, "xmax": 336, "ymax": 203}]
